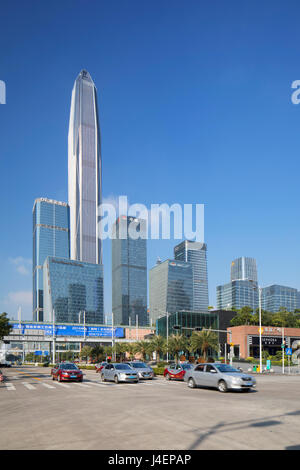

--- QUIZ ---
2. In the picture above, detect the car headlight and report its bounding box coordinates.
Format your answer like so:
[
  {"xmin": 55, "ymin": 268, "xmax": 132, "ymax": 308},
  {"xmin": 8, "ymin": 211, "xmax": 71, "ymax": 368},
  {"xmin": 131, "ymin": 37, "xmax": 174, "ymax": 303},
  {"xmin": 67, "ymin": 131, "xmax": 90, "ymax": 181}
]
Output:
[
  {"xmin": 231, "ymin": 376, "xmax": 241, "ymax": 384},
  {"xmin": 119, "ymin": 373, "xmax": 127, "ymax": 378}
]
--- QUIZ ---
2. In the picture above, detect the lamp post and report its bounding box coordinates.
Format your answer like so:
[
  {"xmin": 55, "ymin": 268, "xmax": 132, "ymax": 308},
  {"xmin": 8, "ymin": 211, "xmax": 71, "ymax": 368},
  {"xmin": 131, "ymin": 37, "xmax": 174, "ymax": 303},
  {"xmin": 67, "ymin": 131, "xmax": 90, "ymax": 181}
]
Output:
[
  {"xmin": 258, "ymin": 286, "xmax": 262, "ymax": 374},
  {"xmin": 52, "ymin": 309, "xmax": 56, "ymax": 365}
]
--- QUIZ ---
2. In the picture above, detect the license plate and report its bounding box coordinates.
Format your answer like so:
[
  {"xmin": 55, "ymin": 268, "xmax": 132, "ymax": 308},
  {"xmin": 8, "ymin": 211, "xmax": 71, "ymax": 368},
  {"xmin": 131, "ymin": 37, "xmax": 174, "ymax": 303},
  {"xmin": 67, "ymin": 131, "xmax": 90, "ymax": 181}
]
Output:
[
  {"xmin": 71, "ymin": 375, "xmax": 77, "ymax": 378},
  {"xmin": 129, "ymin": 376, "xmax": 136, "ymax": 379}
]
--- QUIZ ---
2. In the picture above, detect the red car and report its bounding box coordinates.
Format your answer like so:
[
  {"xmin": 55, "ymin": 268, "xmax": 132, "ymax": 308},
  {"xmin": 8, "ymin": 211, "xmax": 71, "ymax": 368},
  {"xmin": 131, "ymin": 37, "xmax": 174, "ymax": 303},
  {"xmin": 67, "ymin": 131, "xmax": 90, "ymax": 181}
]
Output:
[
  {"xmin": 51, "ymin": 362, "xmax": 83, "ymax": 382},
  {"xmin": 164, "ymin": 363, "xmax": 194, "ymax": 381},
  {"xmin": 95, "ymin": 362, "xmax": 108, "ymax": 373},
  {"xmin": 0, "ymin": 370, "xmax": 4, "ymax": 383}
]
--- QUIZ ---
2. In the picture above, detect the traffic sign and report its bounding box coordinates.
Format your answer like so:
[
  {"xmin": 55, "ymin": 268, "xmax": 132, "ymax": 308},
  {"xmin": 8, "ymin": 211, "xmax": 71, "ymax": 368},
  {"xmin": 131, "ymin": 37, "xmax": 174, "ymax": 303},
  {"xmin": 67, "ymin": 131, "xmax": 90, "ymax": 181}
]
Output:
[
  {"xmin": 286, "ymin": 348, "xmax": 292, "ymax": 356},
  {"xmin": 258, "ymin": 327, "xmax": 263, "ymax": 334}
]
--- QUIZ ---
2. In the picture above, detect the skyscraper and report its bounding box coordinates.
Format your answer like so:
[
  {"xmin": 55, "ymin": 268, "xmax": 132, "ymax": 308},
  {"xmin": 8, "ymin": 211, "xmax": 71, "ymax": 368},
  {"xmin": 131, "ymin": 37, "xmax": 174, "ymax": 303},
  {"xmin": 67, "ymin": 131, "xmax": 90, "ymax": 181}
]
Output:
[
  {"xmin": 68, "ymin": 70, "xmax": 102, "ymax": 264},
  {"xmin": 32, "ymin": 198, "xmax": 70, "ymax": 322},
  {"xmin": 231, "ymin": 257, "xmax": 257, "ymax": 282},
  {"xmin": 149, "ymin": 259, "xmax": 194, "ymax": 323},
  {"xmin": 174, "ymin": 241, "xmax": 209, "ymax": 311},
  {"xmin": 112, "ymin": 216, "xmax": 147, "ymax": 326},
  {"xmin": 217, "ymin": 256, "xmax": 258, "ymax": 311},
  {"xmin": 43, "ymin": 257, "xmax": 104, "ymax": 324}
]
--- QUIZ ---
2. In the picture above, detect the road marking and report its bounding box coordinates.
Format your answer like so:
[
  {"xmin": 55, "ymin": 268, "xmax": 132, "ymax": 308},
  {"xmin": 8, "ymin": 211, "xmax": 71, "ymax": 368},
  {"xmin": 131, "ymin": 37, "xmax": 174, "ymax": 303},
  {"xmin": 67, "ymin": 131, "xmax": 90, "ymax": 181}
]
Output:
[
  {"xmin": 5, "ymin": 383, "xmax": 16, "ymax": 391},
  {"xmin": 87, "ymin": 382, "xmax": 111, "ymax": 388},
  {"xmin": 55, "ymin": 382, "xmax": 70, "ymax": 388},
  {"xmin": 22, "ymin": 382, "xmax": 36, "ymax": 390},
  {"xmin": 74, "ymin": 382, "xmax": 90, "ymax": 388},
  {"xmin": 41, "ymin": 383, "xmax": 56, "ymax": 389}
]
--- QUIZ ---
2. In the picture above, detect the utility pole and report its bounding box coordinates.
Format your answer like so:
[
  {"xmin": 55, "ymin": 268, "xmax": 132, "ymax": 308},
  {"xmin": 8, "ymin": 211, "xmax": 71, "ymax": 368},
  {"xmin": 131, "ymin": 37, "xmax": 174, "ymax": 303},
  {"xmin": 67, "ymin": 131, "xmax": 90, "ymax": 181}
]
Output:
[
  {"xmin": 52, "ymin": 309, "xmax": 56, "ymax": 365},
  {"xmin": 259, "ymin": 286, "xmax": 262, "ymax": 374}
]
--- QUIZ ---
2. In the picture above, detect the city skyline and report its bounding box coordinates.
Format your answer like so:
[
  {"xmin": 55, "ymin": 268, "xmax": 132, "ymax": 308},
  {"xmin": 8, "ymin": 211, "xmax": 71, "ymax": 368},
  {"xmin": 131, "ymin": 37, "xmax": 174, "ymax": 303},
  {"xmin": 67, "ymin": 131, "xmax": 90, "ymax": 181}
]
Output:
[{"xmin": 1, "ymin": 1, "xmax": 300, "ymax": 320}]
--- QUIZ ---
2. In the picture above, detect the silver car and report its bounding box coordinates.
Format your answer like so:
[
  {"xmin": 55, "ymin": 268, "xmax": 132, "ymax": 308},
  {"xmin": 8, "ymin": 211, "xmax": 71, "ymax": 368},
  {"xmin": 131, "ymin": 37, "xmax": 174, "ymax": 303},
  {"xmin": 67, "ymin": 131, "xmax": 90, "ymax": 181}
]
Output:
[
  {"xmin": 101, "ymin": 363, "xmax": 139, "ymax": 384},
  {"xmin": 126, "ymin": 361, "xmax": 154, "ymax": 379},
  {"xmin": 184, "ymin": 363, "xmax": 256, "ymax": 393}
]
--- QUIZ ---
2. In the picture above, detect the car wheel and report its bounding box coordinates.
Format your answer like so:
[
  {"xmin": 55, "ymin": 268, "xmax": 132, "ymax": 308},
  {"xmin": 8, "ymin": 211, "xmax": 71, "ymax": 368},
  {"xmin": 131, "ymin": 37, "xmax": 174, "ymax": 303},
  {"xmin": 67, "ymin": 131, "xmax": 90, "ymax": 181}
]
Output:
[
  {"xmin": 165, "ymin": 373, "xmax": 171, "ymax": 381},
  {"xmin": 188, "ymin": 377, "xmax": 196, "ymax": 389},
  {"xmin": 114, "ymin": 375, "xmax": 119, "ymax": 384},
  {"xmin": 52, "ymin": 375, "xmax": 55, "ymax": 381},
  {"xmin": 78, "ymin": 378, "xmax": 83, "ymax": 382},
  {"xmin": 101, "ymin": 373, "xmax": 106, "ymax": 382},
  {"xmin": 218, "ymin": 380, "xmax": 228, "ymax": 393}
]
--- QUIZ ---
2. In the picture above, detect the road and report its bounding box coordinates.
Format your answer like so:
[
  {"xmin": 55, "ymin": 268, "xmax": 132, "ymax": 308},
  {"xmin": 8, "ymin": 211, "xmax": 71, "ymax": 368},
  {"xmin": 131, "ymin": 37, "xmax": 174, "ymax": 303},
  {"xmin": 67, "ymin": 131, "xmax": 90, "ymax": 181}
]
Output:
[{"xmin": 1, "ymin": 366, "xmax": 300, "ymax": 450}]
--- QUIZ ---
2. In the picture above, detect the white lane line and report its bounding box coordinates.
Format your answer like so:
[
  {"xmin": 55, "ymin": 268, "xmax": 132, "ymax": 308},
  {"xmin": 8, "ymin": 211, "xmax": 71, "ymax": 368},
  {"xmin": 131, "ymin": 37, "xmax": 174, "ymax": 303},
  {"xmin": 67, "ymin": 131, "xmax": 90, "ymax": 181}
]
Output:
[
  {"xmin": 22, "ymin": 382, "xmax": 36, "ymax": 390},
  {"xmin": 41, "ymin": 383, "xmax": 56, "ymax": 389},
  {"xmin": 55, "ymin": 382, "xmax": 71, "ymax": 388},
  {"xmin": 87, "ymin": 382, "xmax": 112, "ymax": 388},
  {"xmin": 5, "ymin": 382, "xmax": 16, "ymax": 391},
  {"xmin": 73, "ymin": 382, "xmax": 90, "ymax": 388}
]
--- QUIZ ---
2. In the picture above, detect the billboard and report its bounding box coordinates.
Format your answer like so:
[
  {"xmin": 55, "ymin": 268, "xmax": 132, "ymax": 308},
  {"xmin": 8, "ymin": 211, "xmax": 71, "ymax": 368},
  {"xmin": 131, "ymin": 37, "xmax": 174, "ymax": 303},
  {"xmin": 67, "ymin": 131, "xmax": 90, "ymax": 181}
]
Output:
[{"xmin": 11, "ymin": 323, "xmax": 124, "ymax": 338}]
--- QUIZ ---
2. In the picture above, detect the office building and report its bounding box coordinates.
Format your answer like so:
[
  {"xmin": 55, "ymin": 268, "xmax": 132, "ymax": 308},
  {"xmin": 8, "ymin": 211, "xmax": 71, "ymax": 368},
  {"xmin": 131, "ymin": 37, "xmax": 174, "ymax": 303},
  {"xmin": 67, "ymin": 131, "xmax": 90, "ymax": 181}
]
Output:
[
  {"xmin": 112, "ymin": 216, "xmax": 147, "ymax": 326},
  {"xmin": 174, "ymin": 240, "xmax": 209, "ymax": 311},
  {"xmin": 32, "ymin": 198, "xmax": 70, "ymax": 322},
  {"xmin": 262, "ymin": 285, "xmax": 298, "ymax": 313},
  {"xmin": 43, "ymin": 257, "xmax": 104, "ymax": 324},
  {"xmin": 216, "ymin": 279, "xmax": 258, "ymax": 311},
  {"xmin": 68, "ymin": 69, "xmax": 102, "ymax": 264},
  {"xmin": 149, "ymin": 259, "xmax": 194, "ymax": 323},
  {"xmin": 231, "ymin": 257, "xmax": 257, "ymax": 282}
]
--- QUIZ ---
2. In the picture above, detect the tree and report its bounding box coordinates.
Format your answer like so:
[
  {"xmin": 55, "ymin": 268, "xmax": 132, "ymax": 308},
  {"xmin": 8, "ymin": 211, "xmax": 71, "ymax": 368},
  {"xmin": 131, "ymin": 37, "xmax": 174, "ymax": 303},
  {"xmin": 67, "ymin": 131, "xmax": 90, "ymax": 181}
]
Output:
[
  {"xmin": 189, "ymin": 329, "xmax": 218, "ymax": 361},
  {"xmin": 80, "ymin": 346, "xmax": 93, "ymax": 363},
  {"xmin": 0, "ymin": 312, "xmax": 12, "ymax": 341},
  {"xmin": 115, "ymin": 342, "xmax": 128, "ymax": 362},
  {"xmin": 230, "ymin": 306, "xmax": 255, "ymax": 326},
  {"xmin": 134, "ymin": 340, "xmax": 150, "ymax": 361},
  {"xmin": 147, "ymin": 335, "xmax": 166, "ymax": 363},
  {"xmin": 167, "ymin": 334, "xmax": 188, "ymax": 363},
  {"xmin": 91, "ymin": 345, "xmax": 105, "ymax": 362}
]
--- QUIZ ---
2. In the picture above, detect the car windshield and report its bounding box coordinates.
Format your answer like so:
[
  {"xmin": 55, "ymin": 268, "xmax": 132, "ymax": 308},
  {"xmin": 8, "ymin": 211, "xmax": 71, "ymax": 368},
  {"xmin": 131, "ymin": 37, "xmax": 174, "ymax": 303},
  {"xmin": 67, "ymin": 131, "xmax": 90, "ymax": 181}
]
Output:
[
  {"xmin": 60, "ymin": 363, "xmax": 78, "ymax": 370},
  {"xmin": 131, "ymin": 363, "xmax": 147, "ymax": 368},
  {"xmin": 182, "ymin": 364, "xmax": 193, "ymax": 370},
  {"xmin": 214, "ymin": 364, "xmax": 240, "ymax": 373},
  {"xmin": 115, "ymin": 364, "xmax": 132, "ymax": 370}
]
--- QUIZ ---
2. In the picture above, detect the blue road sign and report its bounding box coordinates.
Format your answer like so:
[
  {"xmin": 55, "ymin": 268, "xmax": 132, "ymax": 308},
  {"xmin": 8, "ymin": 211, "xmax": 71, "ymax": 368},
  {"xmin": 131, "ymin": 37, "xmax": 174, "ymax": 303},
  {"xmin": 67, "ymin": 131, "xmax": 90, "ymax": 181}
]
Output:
[{"xmin": 286, "ymin": 348, "xmax": 292, "ymax": 355}]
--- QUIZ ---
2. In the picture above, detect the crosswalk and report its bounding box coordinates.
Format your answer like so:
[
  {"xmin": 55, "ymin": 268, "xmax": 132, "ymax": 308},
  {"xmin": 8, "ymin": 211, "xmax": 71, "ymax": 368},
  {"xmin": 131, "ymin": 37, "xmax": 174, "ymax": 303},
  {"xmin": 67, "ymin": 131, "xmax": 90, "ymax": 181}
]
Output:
[{"xmin": 0, "ymin": 378, "xmax": 182, "ymax": 393}]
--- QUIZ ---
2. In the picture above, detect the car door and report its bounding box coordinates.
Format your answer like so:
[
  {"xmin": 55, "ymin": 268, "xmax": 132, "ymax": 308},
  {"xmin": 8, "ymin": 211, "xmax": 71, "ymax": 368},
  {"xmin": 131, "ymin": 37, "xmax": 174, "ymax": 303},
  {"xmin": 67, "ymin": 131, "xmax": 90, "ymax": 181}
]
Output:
[
  {"xmin": 53, "ymin": 364, "xmax": 59, "ymax": 378},
  {"xmin": 192, "ymin": 364, "xmax": 205, "ymax": 386},
  {"xmin": 204, "ymin": 365, "xmax": 219, "ymax": 388},
  {"xmin": 104, "ymin": 364, "xmax": 111, "ymax": 380}
]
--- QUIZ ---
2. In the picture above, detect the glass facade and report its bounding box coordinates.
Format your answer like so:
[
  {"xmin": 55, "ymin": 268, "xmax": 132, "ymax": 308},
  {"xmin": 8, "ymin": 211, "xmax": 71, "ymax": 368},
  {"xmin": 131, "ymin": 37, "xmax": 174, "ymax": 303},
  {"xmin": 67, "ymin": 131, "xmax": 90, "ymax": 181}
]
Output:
[
  {"xmin": 174, "ymin": 241, "xmax": 209, "ymax": 311},
  {"xmin": 262, "ymin": 285, "xmax": 298, "ymax": 313},
  {"xmin": 149, "ymin": 259, "xmax": 194, "ymax": 323},
  {"xmin": 112, "ymin": 216, "xmax": 147, "ymax": 326},
  {"xmin": 68, "ymin": 70, "xmax": 102, "ymax": 264},
  {"xmin": 216, "ymin": 279, "xmax": 258, "ymax": 311},
  {"xmin": 43, "ymin": 257, "xmax": 104, "ymax": 324},
  {"xmin": 156, "ymin": 311, "xmax": 219, "ymax": 338},
  {"xmin": 33, "ymin": 199, "xmax": 70, "ymax": 322},
  {"xmin": 231, "ymin": 257, "xmax": 257, "ymax": 282}
]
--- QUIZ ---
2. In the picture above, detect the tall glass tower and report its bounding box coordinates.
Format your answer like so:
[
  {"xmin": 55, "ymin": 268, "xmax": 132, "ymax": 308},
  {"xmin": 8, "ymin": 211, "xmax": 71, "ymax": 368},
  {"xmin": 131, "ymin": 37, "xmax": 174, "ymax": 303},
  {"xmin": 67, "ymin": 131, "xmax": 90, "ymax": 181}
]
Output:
[
  {"xmin": 174, "ymin": 241, "xmax": 209, "ymax": 311},
  {"xmin": 112, "ymin": 216, "xmax": 147, "ymax": 326},
  {"xmin": 231, "ymin": 257, "xmax": 257, "ymax": 282},
  {"xmin": 32, "ymin": 198, "xmax": 70, "ymax": 322},
  {"xmin": 68, "ymin": 70, "xmax": 102, "ymax": 264}
]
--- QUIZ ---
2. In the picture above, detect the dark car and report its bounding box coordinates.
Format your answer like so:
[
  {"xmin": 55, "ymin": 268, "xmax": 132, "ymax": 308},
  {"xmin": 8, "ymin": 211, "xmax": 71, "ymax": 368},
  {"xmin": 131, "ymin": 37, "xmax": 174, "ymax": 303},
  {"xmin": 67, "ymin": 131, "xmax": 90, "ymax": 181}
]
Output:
[
  {"xmin": 164, "ymin": 363, "xmax": 194, "ymax": 381},
  {"xmin": 51, "ymin": 362, "xmax": 83, "ymax": 382}
]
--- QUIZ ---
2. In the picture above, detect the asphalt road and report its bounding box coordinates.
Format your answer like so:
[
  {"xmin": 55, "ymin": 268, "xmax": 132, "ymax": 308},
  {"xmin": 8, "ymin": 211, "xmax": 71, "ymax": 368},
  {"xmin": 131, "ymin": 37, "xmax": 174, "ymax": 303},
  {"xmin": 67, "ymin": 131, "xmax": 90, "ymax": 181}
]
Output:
[{"xmin": 1, "ymin": 366, "xmax": 300, "ymax": 450}]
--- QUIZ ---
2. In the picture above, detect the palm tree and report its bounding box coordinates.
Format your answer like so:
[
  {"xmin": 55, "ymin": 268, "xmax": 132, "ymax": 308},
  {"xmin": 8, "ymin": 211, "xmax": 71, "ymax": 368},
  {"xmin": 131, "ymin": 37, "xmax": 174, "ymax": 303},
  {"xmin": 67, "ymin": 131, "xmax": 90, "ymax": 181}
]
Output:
[
  {"xmin": 167, "ymin": 334, "xmax": 188, "ymax": 363},
  {"xmin": 123, "ymin": 342, "xmax": 137, "ymax": 361},
  {"xmin": 80, "ymin": 346, "xmax": 93, "ymax": 363},
  {"xmin": 134, "ymin": 340, "xmax": 150, "ymax": 361},
  {"xmin": 115, "ymin": 342, "xmax": 127, "ymax": 362},
  {"xmin": 189, "ymin": 329, "xmax": 218, "ymax": 361},
  {"xmin": 147, "ymin": 335, "xmax": 166, "ymax": 363}
]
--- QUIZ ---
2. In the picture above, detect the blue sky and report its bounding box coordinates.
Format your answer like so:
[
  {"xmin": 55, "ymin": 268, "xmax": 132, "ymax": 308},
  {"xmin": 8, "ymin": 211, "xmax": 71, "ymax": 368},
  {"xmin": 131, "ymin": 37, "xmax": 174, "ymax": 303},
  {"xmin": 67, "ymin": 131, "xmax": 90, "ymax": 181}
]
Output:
[{"xmin": 0, "ymin": 0, "xmax": 300, "ymax": 320}]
